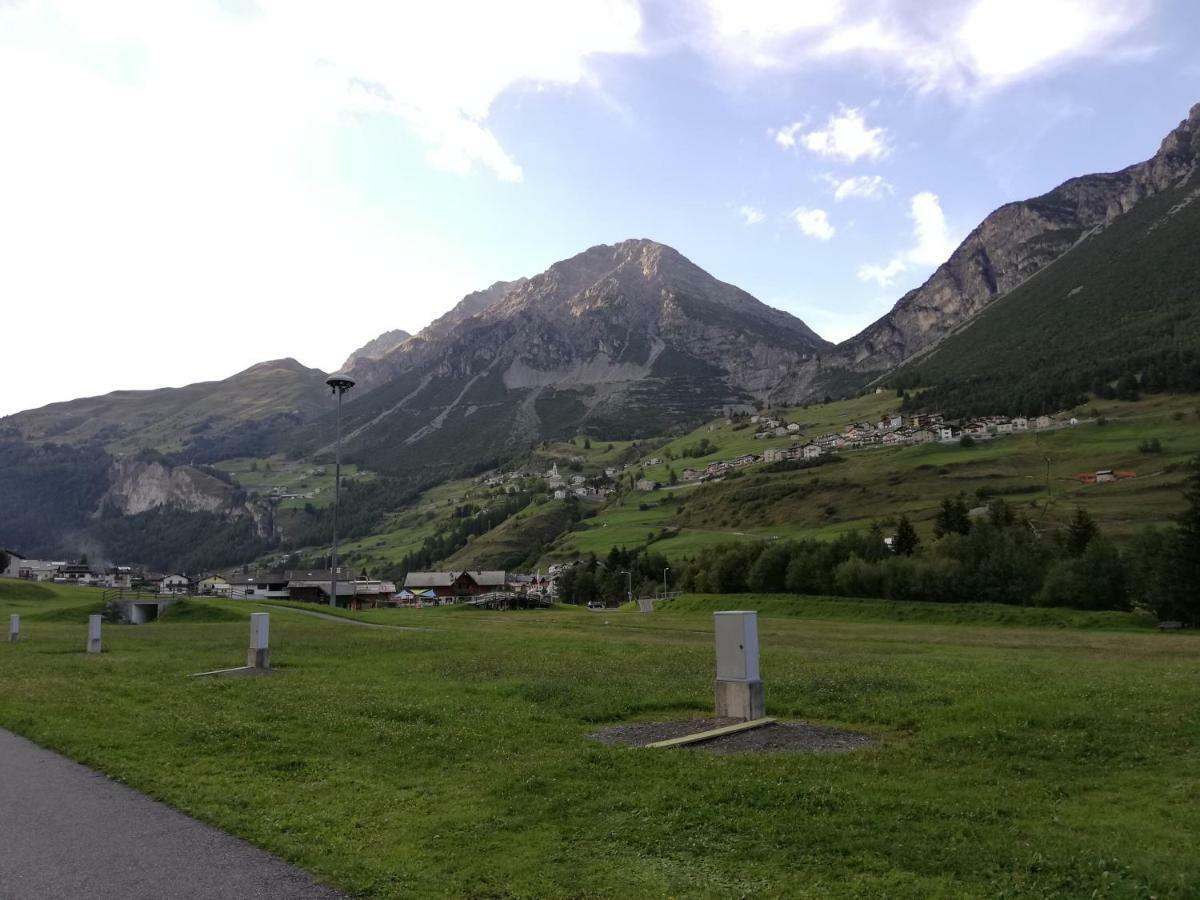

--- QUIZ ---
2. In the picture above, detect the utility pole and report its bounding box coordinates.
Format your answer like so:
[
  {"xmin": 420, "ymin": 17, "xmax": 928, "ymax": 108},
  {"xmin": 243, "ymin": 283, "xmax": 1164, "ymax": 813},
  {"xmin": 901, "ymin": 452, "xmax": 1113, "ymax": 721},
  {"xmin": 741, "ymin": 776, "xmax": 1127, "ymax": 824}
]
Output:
[{"xmin": 326, "ymin": 373, "xmax": 356, "ymax": 607}]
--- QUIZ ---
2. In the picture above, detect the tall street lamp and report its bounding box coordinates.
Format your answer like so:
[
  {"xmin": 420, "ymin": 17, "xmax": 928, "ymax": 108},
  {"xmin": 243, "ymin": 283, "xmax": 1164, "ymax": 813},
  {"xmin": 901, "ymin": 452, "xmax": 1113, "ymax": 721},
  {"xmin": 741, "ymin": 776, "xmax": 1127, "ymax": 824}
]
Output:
[
  {"xmin": 620, "ymin": 570, "xmax": 632, "ymax": 604},
  {"xmin": 326, "ymin": 373, "xmax": 356, "ymax": 608},
  {"xmin": 663, "ymin": 567, "xmax": 670, "ymax": 597}
]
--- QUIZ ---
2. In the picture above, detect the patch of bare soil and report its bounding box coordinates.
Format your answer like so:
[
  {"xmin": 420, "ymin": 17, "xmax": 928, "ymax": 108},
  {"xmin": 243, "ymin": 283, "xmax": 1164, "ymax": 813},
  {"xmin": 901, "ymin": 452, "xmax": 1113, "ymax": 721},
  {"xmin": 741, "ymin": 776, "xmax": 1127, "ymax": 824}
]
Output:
[{"xmin": 589, "ymin": 717, "xmax": 873, "ymax": 754}]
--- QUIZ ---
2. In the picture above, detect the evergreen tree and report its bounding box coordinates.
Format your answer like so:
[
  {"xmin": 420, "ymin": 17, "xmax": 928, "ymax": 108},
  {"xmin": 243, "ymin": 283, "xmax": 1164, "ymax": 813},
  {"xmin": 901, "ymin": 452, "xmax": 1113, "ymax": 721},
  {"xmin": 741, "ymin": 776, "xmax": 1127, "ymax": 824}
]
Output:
[
  {"xmin": 1160, "ymin": 456, "xmax": 1200, "ymax": 625},
  {"xmin": 933, "ymin": 495, "xmax": 971, "ymax": 538},
  {"xmin": 892, "ymin": 515, "xmax": 920, "ymax": 556},
  {"xmin": 1065, "ymin": 507, "xmax": 1098, "ymax": 557}
]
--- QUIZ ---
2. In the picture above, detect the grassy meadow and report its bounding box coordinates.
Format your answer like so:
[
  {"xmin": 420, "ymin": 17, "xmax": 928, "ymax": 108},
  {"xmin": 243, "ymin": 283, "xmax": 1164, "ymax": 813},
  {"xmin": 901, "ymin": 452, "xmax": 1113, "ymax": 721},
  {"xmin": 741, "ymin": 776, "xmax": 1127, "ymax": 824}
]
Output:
[{"xmin": 2, "ymin": 580, "xmax": 1198, "ymax": 897}]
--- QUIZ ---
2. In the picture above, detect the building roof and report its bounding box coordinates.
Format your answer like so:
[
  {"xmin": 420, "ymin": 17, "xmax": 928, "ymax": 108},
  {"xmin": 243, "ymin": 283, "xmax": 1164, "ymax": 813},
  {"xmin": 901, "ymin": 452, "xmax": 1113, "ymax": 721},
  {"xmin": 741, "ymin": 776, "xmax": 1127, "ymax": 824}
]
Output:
[
  {"xmin": 404, "ymin": 572, "xmax": 457, "ymax": 588},
  {"xmin": 462, "ymin": 570, "xmax": 506, "ymax": 587}
]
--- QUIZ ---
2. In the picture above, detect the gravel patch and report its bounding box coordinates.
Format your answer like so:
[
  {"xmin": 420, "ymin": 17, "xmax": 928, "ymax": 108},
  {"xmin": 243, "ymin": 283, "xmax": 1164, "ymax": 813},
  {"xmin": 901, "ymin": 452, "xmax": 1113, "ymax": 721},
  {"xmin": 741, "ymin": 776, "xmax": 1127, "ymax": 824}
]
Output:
[{"xmin": 589, "ymin": 717, "xmax": 873, "ymax": 754}]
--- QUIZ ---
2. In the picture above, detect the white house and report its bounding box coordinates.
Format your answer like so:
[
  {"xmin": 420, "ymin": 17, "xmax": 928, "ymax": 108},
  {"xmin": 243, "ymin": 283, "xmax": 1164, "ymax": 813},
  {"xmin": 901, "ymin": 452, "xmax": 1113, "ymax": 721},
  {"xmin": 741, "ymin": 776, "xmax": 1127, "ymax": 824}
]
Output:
[
  {"xmin": 1035, "ymin": 415, "xmax": 1054, "ymax": 429},
  {"xmin": 1, "ymin": 550, "xmax": 25, "ymax": 579},
  {"xmin": 635, "ymin": 478, "xmax": 658, "ymax": 491},
  {"xmin": 762, "ymin": 447, "xmax": 787, "ymax": 464},
  {"xmin": 938, "ymin": 425, "xmax": 959, "ymax": 442},
  {"xmin": 787, "ymin": 423, "xmax": 801, "ymax": 433},
  {"xmin": 553, "ymin": 488, "xmax": 567, "ymax": 500},
  {"xmin": 1013, "ymin": 417, "xmax": 1029, "ymax": 430},
  {"xmin": 198, "ymin": 575, "xmax": 231, "ymax": 596},
  {"xmin": 161, "ymin": 574, "xmax": 191, "ymax": 595},
  {"xmin": 801, "ymin": 443, "xmax": 823, "ymax": 460}
]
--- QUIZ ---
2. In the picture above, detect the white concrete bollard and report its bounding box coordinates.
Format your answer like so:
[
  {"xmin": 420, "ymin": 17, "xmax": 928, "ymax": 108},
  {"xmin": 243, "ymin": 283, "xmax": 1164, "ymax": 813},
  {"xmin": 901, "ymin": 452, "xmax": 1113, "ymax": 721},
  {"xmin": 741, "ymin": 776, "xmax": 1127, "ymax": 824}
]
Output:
[
  {"xmin": 9, "ymin": 614, "xmax": 19, "ymax": 643},
  {"xmin": 246, "ymin": 612, "xmax": 270, "ymax": 670},
  {"xmin": 713, "ymin": 611, "xmax": 765, "ymax": 721},
  {"xmin": 87, "ymin": 614, "xmax": 102, "ymax": 654}
]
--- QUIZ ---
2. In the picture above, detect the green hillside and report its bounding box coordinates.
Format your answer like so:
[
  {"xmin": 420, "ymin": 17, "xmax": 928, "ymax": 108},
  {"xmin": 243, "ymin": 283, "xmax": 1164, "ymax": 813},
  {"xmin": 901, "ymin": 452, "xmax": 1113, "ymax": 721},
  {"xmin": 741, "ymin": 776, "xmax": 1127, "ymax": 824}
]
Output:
[
  {"xmin": 895, "ymin": 172, "xmax": 1200, "ymax": 416},
  {"xmin": 539, "ymin": 392, "xmax": 1200, "ymax": 567}
]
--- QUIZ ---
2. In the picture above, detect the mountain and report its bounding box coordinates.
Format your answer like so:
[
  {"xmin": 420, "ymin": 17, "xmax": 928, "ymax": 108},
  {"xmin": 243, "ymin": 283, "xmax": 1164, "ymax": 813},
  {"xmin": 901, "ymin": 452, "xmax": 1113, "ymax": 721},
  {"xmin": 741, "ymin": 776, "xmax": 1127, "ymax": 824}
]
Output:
[
  {"xmin": 341, "ymin": 329, "xmax": 411, "ymax": 371},
  {"xmin": 346, "ymin": 279, "xmax": 526, "ymax": 390},
  {"xmin": 1, "ymin": 358, "xmax": 329, "ymax": 462},
  {"xmin": 769, "ymin": 101, "xmax": 1200, "ymax": 402},
  {"xmin": 892, "ymin": 153, "xmax": 1200, "ymax": 416},
  {"xmin": 305, "ymin": 239, "xmax": 831, "ymax": 475}
]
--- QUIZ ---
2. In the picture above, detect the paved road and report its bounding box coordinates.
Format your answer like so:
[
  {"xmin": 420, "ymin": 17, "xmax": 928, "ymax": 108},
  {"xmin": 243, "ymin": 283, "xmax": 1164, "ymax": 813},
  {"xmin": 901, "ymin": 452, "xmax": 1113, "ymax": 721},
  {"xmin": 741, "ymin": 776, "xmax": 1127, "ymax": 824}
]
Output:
[
  {"xmin": 256, "ymin": 603, "xmax": 423, "ymax": 630},
  {"xmin": 0, "ymin": 728, "xmax": 345, "ymax": 900}
]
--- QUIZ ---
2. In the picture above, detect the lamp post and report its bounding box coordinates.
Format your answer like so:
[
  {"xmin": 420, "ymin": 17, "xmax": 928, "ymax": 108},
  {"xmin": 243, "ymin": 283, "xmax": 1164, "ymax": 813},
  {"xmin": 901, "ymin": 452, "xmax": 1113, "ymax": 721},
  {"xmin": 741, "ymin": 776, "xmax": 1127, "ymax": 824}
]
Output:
[
  {"xmin": 663, "ymin": 567, "xmax": 670, "ymax": 597},
  {"xmin": 620, "ymin": 570, "xmax": 631, "ymax": 604},
  {"xmin": 326, "ymin": 373, "xmax": 356, "ymax": 608}
]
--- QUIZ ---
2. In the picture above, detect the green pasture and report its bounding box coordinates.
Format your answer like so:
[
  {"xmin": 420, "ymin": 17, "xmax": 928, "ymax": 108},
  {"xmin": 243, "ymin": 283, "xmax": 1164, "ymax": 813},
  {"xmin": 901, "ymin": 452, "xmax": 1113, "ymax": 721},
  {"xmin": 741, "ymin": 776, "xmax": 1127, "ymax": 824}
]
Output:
[{"xmin": 2, "ymin": 580, "xmax": 1198, "ymax": 897}]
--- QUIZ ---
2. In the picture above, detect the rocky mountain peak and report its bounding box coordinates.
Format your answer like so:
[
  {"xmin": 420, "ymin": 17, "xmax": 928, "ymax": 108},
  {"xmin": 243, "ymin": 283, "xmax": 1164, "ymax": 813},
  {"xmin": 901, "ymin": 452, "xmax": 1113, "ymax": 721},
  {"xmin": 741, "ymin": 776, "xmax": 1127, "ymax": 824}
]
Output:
[{"xmin": 341, "ymin": 330, "xmax": 412, "ymax": 371}]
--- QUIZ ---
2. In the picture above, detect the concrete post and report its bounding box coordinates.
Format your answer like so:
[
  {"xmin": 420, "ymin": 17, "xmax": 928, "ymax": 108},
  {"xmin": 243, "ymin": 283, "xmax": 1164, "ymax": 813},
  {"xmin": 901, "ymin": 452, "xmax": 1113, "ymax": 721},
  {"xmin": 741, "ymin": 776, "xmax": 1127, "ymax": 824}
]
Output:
[
  {"xmin": 246, "ymin": 612, "xmax": 270, "ymax": 670},
  {"xmin": 87, "ymin": 615, "xmax": 102, "ymax": 654},
  {"xmin": 9, "ymin": 614, "xmax": 19, "ymax": 643},
  {"xmin": 713, "ymin": 611, "xmax": 764, "ymax": 720}
]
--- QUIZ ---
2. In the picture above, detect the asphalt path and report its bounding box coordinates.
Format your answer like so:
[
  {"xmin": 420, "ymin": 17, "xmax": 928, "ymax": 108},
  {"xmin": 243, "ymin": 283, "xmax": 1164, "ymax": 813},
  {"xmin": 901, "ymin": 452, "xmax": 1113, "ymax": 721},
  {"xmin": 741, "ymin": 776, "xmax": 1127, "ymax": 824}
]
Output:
[
  {"xmin": 0, "ymin": 728, "xmax": 345, "ymax": 900},
  {"xmin": 255, "ymin": 603, "xmax": 423, "ymax": 629}
]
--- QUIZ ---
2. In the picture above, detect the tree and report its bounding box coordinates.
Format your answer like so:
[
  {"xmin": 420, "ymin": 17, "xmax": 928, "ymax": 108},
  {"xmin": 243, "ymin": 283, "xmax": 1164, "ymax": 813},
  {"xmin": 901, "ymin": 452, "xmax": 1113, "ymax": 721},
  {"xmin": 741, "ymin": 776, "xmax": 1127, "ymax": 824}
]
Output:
[
  {"xmin": 1065, "ymin": 507, "xmax": 1098, "ymax": 557},
  {"xmin": 933, "ymin": 496, "xmax": 971, "ymax": 538},
  {"xmin": 668, "ymin": 467, "xmax": 678, "ymax": 485},
  {"xmin": 583, "ymin": 437, "xmax": 592, "ymax": 450},
  {"xmin": 1156, "ymin": 456, "xmax": 1200, "ymax": 624},
  {"xmin": 0, "ymin": 550, "xmax": 8, "ymax": 575},
  {"xmin": 892, "ymin": 515, "xmax": 920, "ymax": 556}
]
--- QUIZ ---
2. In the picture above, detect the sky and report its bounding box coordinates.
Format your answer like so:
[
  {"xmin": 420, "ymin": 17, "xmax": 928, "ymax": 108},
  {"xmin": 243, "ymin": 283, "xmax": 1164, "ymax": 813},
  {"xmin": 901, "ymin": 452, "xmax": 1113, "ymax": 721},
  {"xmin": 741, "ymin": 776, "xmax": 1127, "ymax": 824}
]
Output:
[{"xmin": 1, "ymin": 0, "xmax": 1198, "ymax": 416}]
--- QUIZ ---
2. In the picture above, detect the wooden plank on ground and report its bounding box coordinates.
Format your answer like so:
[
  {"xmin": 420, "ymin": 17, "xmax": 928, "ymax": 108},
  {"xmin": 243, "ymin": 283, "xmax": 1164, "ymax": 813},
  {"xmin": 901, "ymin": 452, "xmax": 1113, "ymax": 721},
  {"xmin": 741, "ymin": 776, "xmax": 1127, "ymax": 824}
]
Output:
[{"xmin": 645, "ymin": 717, "xmax": 776, "ymax": 749}]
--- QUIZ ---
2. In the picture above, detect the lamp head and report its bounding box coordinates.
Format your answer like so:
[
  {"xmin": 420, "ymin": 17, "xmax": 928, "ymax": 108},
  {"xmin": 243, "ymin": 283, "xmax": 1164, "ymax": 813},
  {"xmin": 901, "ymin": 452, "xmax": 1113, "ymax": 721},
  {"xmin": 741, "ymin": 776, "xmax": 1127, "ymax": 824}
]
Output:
[{"xmin": 326, "ymin": 373, "xmax": 356, "ymax": 395}]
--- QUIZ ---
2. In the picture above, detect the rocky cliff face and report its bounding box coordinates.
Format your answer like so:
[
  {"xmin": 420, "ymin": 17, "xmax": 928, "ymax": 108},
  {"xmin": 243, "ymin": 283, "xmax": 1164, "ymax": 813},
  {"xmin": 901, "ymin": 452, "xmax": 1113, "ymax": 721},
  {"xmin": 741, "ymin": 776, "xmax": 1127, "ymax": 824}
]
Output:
[
  {"xmin": 100, "ymin": 458, "xmax": 271, "ymax": 536},
  {"xmin": 822, "ymin": 102, "xmax": 1200, "ymax": 381}
]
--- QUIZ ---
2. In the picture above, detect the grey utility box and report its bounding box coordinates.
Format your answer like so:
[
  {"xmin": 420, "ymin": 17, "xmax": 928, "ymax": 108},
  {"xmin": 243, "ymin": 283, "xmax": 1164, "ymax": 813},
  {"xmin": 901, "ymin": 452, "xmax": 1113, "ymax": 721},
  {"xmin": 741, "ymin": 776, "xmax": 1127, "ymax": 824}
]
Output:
[{"xmin": 713, "ymin": 611, "xmax": 764, "ymax": 720}]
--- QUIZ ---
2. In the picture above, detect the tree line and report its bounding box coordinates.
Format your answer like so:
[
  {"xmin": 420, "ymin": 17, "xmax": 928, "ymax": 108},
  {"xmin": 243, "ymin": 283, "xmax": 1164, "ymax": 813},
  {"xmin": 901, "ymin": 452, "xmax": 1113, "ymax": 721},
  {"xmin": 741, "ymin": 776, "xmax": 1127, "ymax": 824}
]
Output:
[{"xmin": 639, "ymin": 459, "xmax": 1200, "ymax": 625}]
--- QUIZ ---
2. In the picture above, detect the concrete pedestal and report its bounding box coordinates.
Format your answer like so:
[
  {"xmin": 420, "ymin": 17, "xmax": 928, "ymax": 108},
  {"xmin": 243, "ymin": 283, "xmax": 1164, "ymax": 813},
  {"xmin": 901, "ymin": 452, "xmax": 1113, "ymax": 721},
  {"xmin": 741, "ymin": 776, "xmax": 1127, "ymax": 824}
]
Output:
[
  {"xmin": 86, "ymin": 615, "xmax": 102, "ymax": 654},
  {"xmin": 246, "ymin": 612, "xmax": 270, "ymax": 671},
  {"xmin": 714, "ymin": 678, "xmax": 765, "ymax": 721},
  {"xmin": 9, "ymin": 614, "xmax": 19, "ymax": 643}
]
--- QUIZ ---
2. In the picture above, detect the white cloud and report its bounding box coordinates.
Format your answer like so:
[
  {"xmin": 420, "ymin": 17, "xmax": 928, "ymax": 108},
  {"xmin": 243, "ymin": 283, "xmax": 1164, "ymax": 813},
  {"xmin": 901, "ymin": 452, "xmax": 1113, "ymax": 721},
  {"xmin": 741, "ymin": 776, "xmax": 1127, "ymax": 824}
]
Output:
[
  {"xmin": 737, "ymin": 204, "xmax": 766, "ymax": 225},
  {"xmin": 907, "ymin": 190, "xmax": 958, "ymax": 265},
  {"xmin": 826, "ymin": 174, "xmax": 893, "ymax": 201},
  {"xmin": 771, "ymin": 120, "xmax": 806, "ymax": 148},
  {"xmin": 791, "ymin": 107, "xmax": 889, "ymax": 162},
  {"xmin": 695, "ymin": 0, "xmax": 1154, "ymax": 99},
  {"xmin": 857, "ymin": 191, "xmax": 959, "ymax": 287},
  {"xmin": 791, "ymin": 207, "xmax": 835, "ymax": 241},
  {"xmin": 857, "ymin": 258, "xmax": 908, "ymax": 288},
  {"xmin": 0, "ymin": 0, "xmax": 644, "ymax": 414}
]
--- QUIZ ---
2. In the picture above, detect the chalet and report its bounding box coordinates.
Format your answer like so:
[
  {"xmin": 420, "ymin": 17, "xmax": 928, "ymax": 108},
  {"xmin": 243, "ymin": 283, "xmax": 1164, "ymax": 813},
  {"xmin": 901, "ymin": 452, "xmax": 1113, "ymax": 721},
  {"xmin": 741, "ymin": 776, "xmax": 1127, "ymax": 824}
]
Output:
[
  {"xmin": 160, "ymin": 574, "xmax": 191, "ymax": 594},
  {"xmin": 732, "ymin": 454, "xmax": 759, "ymax": 468},
  {"xmin": 288, "ymin": 570, "xmax": 397, "ymax": 608},
  {"xmin": 881, "ymin": 430, "xmax": 908, "ymax": 445},
  {"xmin": 995, "ymin": 420, "xmax": 1014, "ymax": 434},
  {"xmin": 762, "ymin": 448, "xmax": 787, "ymax": 464},
  {"xmin": 1035, "ymin": 415, "xmax": 1054, "ymax": 429},
  {"xmin": 635, "ymin": 478, "xmax": 658, "ymax": 491},
  {"xmin": 908, "ymin": 413, "xmax": 942, "ymax": 428},
  {"xmin": 570, "ymin": 474, "xmax": 586, "ymax": 486},
  {"xmin": 553, "ymin": 488, "xmax": 568, "ymax": 500},
  {"xmin": 910, "ymin": 428, "xmax": 937, "ymax": 444},
  {"xmin": 402, "ymin": 571, "xmax": 506, "ymax": 600},
  {"xmin": 229, "ymin": 572, "xmax": 290, "ymax": 599},
  {"xmin": 787, "ymin": 423, "xmax": 801, "ymax": 433},
  {"xmin": 681, "ymin": 468, "xmax": 702, "ymax": 482},
  {"xmin": 645, "ymin": 457, "xmax": 663, "ymax": 466},
  {"xmin": 1013, "ymin": 417, "xmax": 1029, "ymax": 430},
  {"xmin": 197, "ymin": 575, "xmax": 231, "ymax": 596},
  {"xmin": 801, "ymin": 443, "xmax": 823, "ymax": 460},
  {"xmin": 963, "ymin": 421, "xmax": 989, "ymax": 436},
  {"xmin": 773, "ymin": 426, "xmax": 788, "ymax": 437},
  {"xmin": 604, "ymin": 467, "xmax": 618, "ymax": 478},
  {"xmin": 704, "ymin": 461, "xmax": 732, "ymax": 478},
  {"xmin": 19, "ymin": 560, "xmax": 63, "ymax": 582},
  {"xmin": 56, "ymin": 564, "xmax": 100, "ymax": 586},
  {"xmin": 103, "ymin": 566, "xmax": 135, "ymax": 589},
  {"xmin": 938, "ymin": 425, "xmax": 959, "ymax": 442}
]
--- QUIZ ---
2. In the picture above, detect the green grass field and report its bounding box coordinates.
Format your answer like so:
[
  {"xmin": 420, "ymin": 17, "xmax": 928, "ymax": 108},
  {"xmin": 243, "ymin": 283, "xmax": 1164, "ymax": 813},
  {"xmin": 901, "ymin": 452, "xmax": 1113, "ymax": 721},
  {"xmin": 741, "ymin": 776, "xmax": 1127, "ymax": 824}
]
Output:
[{"xmin": 2, "ymin": 580, "xmax": 1198, "ymax": 897}]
